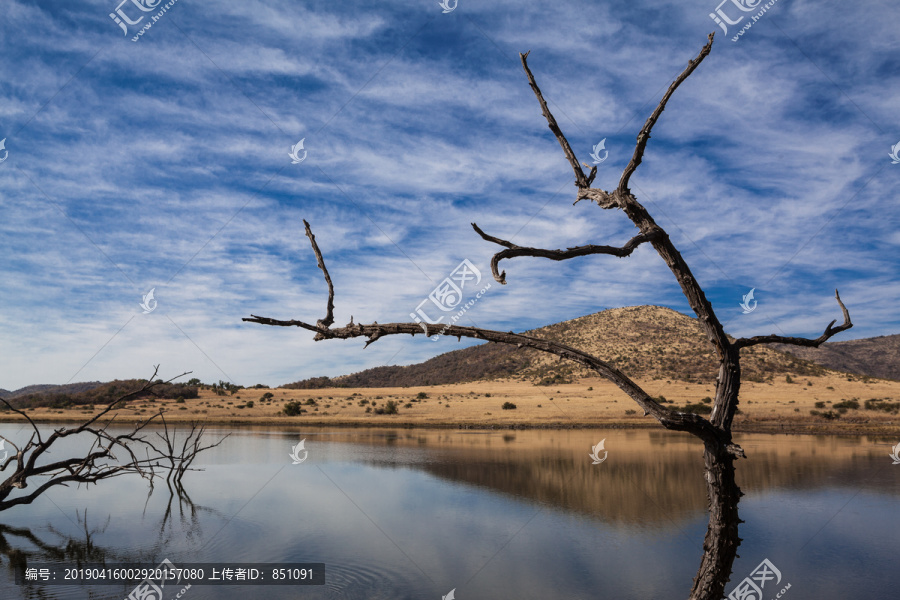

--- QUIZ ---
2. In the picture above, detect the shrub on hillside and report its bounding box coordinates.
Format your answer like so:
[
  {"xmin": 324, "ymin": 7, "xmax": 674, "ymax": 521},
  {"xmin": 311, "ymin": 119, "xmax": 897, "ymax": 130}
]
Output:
[
  {"xmin": 535, "ymin": 374, "xmax": 572, "ymax": 386},
  {"xmin": 375, "ymin": 400, "xmax": 399, "ymax": 415},
  {"xmin": 810, "ymin": 409, "xmax": 840, "ymax": 420},
  {"xmin": 864, "ymin": 398, "xmax": 899, "ymax": 413},
  {"xmin": 283, "ymin": 401, "xmax": 306, "ymax": 416},
  {"xmin": 832, "ymin": 399, "xmax": 859, "ymax": 410}
]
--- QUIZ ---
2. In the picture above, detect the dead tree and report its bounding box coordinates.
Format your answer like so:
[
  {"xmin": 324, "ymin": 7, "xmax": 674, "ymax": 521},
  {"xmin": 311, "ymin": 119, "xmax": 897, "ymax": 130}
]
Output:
[
  {"xmin": 144, "ymin": 417, "xmax": 223, "ymax": 497},
  {"xmin": 243, "ymin": 32, "xmax": 852, "ymax": 600},
  {"xmin": 0, "ymin": 367, "xmax": 226, "ymax": 512}
]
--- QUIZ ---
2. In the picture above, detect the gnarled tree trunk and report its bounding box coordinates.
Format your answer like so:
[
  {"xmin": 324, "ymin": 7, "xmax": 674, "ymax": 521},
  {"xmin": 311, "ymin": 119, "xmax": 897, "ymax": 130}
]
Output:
[{"xmin": 691, "ymin": 439, "xmax": 743, "ymax": 598}]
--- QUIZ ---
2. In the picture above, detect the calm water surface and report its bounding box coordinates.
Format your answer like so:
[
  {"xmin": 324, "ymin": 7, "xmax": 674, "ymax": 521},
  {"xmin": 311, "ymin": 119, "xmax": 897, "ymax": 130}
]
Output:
[{"xmin": 1, "ymin": 425, "xmax": 897, "ymax": 599}]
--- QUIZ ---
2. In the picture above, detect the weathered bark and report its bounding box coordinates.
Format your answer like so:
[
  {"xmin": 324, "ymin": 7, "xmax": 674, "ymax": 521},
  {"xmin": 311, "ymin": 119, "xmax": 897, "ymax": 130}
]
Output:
[
  {"xmin": 691, "ymin": 441, "xmax": 743, "ymax": 599},
  {"xmin": 244, "ymin": 32, "xmax": 853, "ymax": 600}
]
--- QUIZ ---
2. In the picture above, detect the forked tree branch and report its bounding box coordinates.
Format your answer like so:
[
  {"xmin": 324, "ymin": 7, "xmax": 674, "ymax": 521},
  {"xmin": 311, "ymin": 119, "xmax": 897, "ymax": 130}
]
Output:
[
  {"xmin": 510, "ymin": 36, "xmax": 735, "ymax": 363},
  {"xmin": 518, "ymin": 33, "xmax": 715, "ymax": 201},
  {"xmin": 734, "ymin": 290, "xmax": 852, "ymax": 349},
  {"xmin": 471, "ymin": 222, "xmax": 662, "ymax": 284}
]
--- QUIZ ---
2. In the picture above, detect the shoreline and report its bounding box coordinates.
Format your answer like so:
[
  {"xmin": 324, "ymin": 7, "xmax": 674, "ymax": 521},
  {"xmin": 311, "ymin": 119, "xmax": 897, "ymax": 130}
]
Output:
[
  {"xmin": 1, "ymin": 414, "xmax": 897, "ymax": 437},
  {"xmin": 3, "ymin": 374, "xmax": 898, "ymax": 437}
]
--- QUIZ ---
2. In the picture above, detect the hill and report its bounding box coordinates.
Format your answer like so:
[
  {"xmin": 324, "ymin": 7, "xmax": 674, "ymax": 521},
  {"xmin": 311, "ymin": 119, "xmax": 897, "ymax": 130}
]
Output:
[
  {"xmin": 3, "ymin": 380, "xmax": 198, "ymax": 410},
  {"xmin": 0, "ymin": 382, "xmax": 105, "ymax": 399},
  {"xmin": 285, "ymin": 305, "xmax": 846, "ymax": 388},
  {"xmin": 773, "ymin": 333, "xmax": 900, "ymax": 381}
]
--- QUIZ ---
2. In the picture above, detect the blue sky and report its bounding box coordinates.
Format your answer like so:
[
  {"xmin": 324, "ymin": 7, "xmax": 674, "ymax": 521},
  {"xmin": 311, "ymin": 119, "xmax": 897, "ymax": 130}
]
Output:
[{"xmin": 1, "ymin": 0, "xmax": 898, "ymax": 390}]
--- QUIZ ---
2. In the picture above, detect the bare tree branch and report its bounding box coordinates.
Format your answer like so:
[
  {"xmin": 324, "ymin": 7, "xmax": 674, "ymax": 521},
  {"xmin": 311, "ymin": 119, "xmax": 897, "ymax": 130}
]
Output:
[
  {"xmin": 0, "ymin": 368, "xmax": 224, "ymax": 512},
  {"xmin": 1, "ymin": 393, "xmax": 43, "ymax": 446},
  {"xmin": 244, "ymin": 310, "xmax": 736, "ymax": 453},
  {"xmin": 520, "ymin": 51, "xmax": 589, "ymax": 189},
  {"xmin": 734, "ymin": 290, "xmax": 852, "ymax": 350},
  {"xmin": 618, "ymin": 33, "xmax": 715, "ymax": 193},
  {"xmin": 520, "ymin": 34, "xmax": 715, "ymax": 210},
  {"xmin": 471, "ymin": 222, "xmax": 661, "ymax": 284},
  {"xmin": 143, "ymin": 416, "xmax": 228, "ymax": 494},
  {"xmin": 500, "ymin": 37, "xmax": 735, "ymax": 366},
  {"xmin": 304, "ymin": 218, "xmax": 335, "ymax": 328}
]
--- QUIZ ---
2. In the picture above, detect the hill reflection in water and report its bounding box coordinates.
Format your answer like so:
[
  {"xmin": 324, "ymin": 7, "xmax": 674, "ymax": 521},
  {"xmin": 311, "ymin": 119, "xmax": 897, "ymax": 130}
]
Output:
[{"xmin": 295, "ymin": 428, "xmax": 898, "ymax": 527}]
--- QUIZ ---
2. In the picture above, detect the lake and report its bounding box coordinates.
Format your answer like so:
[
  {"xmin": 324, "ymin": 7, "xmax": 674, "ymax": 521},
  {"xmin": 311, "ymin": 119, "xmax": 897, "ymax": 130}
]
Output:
[{"xmin": 1, "ymin": 425, "xmax": 898, "ymax": 599}]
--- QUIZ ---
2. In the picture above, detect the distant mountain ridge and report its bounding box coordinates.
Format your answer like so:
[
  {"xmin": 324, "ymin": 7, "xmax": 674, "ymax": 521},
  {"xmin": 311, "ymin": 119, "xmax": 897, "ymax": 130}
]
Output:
[
  {"xmin": 286, "ymin": 305, "xmax": 895, "ymax": 388},
  {"xmin": 0, "ymin": 382, "xmax": 104, "ymax": 399},
  {"xmin": 774, "ymin": 333, "xmax": 900, "ymax": 381},
  {"xmin": 5, "ymin": 380, "xmax": 199, "ymax": 409},
  {"xmin": 7, "ymin": 309, "xmax": 894, "ymax": 395}
]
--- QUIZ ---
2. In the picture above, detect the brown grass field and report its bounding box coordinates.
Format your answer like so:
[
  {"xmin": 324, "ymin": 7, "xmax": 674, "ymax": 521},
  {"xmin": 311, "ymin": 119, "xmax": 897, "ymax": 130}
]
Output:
[{"xmin": 5, "ymin": 372, "xmax": 900, "ymax": 435}]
